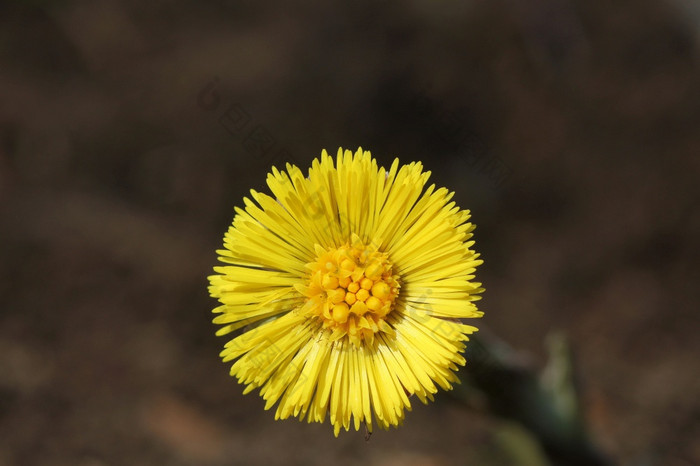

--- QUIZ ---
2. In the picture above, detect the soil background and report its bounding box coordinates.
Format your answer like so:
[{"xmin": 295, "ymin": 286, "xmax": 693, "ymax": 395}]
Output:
[{"xmin": 1, "ymin": 1, "xmax": 699, "ymax": 465}]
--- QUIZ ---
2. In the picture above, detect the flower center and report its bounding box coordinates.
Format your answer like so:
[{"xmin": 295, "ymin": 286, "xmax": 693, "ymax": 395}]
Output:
[{"xmin": 298, "ymin": 234, "xmax": 400, "ymax": 346}]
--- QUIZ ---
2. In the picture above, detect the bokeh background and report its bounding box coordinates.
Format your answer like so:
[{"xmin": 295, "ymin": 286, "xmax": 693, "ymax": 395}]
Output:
[{"xmin": 1, "ymin": 1, "xmax": 699, "ymax": 465}]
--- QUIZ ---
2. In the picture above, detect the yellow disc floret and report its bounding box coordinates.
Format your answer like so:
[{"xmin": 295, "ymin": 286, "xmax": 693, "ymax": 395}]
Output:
[{"xmin": 297, "ymin": 233, "xmax": 400, "ymax": 347}]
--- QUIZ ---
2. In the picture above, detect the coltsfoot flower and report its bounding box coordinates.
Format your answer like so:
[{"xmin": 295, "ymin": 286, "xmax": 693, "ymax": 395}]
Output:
[{"xmin": 209, "ymin": 147, "xmax": 483, "ymax": 436}]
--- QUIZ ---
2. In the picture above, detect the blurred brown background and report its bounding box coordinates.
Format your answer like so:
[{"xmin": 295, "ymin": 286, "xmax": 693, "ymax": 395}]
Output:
[{"xmin": 1, "ymin": 1, "xmax": 699, "ymax": 465}]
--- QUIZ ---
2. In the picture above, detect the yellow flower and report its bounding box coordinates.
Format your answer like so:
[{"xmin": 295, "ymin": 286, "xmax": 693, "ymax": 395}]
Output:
[{"xmin": 209, "ymin": 147, "xmax": 484, "ymax": 436}]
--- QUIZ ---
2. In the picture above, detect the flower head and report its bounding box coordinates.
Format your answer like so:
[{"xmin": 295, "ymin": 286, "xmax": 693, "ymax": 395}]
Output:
[{"xmin": 209, "ymin": 148, "xmax": 483, "ymax": 436}]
